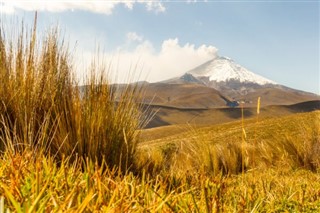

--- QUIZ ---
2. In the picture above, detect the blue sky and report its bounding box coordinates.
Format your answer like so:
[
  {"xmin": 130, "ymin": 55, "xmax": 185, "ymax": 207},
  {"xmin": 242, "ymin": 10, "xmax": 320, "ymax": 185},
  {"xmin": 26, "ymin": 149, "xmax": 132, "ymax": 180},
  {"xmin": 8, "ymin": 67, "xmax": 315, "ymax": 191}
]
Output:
[{"xmin": 1, "ymin": 1, "xmax": 319, "ymax": 94}]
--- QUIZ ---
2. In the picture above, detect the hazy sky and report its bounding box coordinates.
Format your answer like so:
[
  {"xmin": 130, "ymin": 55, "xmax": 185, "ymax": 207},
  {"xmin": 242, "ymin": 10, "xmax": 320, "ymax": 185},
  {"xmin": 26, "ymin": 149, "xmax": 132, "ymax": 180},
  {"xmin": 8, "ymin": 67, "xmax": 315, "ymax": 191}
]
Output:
[{"xmin": 1, "ymin": 1, "xmax": 319, "ymax": 94}]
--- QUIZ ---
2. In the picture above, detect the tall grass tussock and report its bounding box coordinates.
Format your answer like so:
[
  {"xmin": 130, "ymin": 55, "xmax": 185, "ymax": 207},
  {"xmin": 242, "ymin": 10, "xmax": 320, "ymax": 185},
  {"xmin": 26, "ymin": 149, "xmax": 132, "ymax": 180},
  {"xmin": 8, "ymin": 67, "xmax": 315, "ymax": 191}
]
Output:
[
  {"xmin": 0, "ymin": 15, "xmax": 319, "ymax": 212},
  {"xmin": 0, "ymin": 14, "xmax": 144, "ymax": 172}
]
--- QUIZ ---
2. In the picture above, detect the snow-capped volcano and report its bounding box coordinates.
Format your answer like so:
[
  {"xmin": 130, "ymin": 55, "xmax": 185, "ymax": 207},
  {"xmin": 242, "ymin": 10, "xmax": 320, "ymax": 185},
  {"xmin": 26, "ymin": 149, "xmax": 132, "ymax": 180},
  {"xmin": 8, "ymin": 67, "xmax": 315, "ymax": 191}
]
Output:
[
  {"xmin": 188, "ymin": 56, "xmax": 276, "ymax": 85},
  {"xmin": 158, "ymin": 55, "xmax": 319, "ymax": 108}
]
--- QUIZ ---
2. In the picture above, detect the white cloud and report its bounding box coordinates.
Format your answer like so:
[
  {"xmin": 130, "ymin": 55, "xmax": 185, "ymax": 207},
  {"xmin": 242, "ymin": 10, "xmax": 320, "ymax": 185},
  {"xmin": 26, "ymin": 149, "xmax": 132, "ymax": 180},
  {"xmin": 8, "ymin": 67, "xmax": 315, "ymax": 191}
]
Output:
[
  {"xmin": 83, "ymin": 38, "xmax": 218, "ymax": 83},
  {"xmin": 0, "ymin": 0, "xmax": 166, "ymax": 15},
  {"xmin": 127, "ymin": 32, "xmax": 143, "ymax": 43},
  {"xmin": 142, "ymin": 1, "xmax": 166, "ymax": 13},
  {"xmin": 0, "ymin": 2, "xmax": 14, "ymax": 14},
  {"xmin": 1, "ymin": 1, "xmax": 116, "ymax": 14}
]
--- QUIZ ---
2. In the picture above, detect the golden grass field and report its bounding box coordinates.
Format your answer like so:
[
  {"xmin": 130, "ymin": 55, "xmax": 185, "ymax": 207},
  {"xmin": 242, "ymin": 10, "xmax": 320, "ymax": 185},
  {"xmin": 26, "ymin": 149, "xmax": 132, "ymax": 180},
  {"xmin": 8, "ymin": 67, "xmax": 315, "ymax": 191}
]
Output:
[
  {"xmin": 0, "ymin": 16, "xmax": 319, "ymax": 212},
  {"xmin": 1, "ymin": 110, "xmax": 320, "ymax": 212}
]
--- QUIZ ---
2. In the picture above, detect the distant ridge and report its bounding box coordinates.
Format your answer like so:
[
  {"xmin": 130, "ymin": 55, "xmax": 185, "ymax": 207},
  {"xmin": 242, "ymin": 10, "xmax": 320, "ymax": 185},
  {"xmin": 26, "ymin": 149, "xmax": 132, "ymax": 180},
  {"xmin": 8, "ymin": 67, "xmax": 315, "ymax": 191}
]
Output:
[{"xmin": 144, "ymin": 100, "xmax": 320, "ymax": 128}]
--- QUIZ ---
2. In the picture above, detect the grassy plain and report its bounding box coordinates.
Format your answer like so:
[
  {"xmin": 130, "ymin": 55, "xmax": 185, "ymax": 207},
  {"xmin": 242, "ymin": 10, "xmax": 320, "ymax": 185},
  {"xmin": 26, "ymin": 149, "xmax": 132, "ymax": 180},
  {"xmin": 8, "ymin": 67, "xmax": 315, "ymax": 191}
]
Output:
[{"xmin": 1, "ymin": 111, "xmax": 320, "ymax": 212}]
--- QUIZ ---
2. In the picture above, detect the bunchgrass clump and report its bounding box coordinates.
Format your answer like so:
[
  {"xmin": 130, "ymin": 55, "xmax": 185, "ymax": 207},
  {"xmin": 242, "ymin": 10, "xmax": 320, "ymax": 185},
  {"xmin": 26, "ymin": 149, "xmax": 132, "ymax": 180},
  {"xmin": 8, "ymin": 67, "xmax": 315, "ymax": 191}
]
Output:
[{"xmin": 0, "ymin": 14, "xmax": 144, "ymax": 172}]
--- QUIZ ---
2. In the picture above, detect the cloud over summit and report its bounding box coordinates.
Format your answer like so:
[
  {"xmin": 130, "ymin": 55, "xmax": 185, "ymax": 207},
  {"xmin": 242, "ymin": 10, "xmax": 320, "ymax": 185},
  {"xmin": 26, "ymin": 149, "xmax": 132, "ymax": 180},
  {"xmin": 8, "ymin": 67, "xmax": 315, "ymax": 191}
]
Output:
[{"xmin": 104, "ymin": 37, "xmax": 218, "ymax": 83}]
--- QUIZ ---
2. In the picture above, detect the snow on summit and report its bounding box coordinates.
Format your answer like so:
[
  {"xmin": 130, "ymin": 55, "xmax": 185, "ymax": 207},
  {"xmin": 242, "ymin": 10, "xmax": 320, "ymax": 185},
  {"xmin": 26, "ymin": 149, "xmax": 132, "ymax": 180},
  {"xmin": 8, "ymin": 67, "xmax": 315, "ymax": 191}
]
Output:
[{"xmin": 188, "ymin": 56, "xmax": 276, "ymax": 85}]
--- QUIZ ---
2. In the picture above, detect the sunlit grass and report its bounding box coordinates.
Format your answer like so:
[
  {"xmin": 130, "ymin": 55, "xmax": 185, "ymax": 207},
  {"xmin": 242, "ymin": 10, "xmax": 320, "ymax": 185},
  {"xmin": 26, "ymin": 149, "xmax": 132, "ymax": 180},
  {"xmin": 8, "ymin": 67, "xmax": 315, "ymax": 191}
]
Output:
[
  {"xmin": 0, "ymin": 14, "xmax": 148, "ymax": 174},
  {"xmin": 139, "ymin": 111, "xmax": 320, "ymax": 175},
  {"xmin": 1, "ymin": 149, "xmax": 320, "ymax": 212}
]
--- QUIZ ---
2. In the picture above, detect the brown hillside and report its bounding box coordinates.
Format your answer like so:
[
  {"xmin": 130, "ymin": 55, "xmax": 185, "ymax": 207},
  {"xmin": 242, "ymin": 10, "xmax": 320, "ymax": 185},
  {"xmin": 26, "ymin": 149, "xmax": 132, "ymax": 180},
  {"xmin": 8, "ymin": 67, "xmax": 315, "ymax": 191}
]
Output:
[
  {"xmin": 238, "ymin": 87, "xmax": 320, "ymax": 107},
  {"xmin": 141, "ymin": 83, "xmax": 229, "ymax": 108},
  {"xmin": 145, "ymin": 100, "xmax": 320, "ymax": 129}
]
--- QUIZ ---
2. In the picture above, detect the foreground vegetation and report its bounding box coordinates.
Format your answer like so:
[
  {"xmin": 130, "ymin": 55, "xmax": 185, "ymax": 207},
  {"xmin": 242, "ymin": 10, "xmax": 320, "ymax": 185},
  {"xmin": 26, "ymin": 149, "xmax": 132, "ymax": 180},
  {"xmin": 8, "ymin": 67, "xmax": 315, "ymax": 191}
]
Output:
[
  {"xmin": 0, "ymin": 14, "xmax": 145, "ymax": 173},
  {"xmin": 1, "ymin": 148, "xmax": 320, "ymax": 212},
  {"xmin": 0, "ymin": 16, "xmax": 319, "ymax": 212}
]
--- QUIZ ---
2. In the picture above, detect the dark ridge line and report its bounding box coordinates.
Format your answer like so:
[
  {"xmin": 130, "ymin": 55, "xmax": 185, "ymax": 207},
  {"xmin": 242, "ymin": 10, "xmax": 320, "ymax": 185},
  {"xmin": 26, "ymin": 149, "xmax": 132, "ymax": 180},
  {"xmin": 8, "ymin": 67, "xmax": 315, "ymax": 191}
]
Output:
[{"xmin": 140, "ymin": 100, "xmax": 320, "ymax": 111}]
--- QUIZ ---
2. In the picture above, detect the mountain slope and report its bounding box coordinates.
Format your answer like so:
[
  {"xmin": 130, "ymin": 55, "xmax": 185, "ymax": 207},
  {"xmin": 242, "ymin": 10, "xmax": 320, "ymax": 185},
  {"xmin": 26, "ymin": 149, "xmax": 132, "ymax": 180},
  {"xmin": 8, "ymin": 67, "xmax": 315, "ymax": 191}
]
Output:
[
  {"xmin": 141, "ymin": 83, "xmax": 230, "ymax": 108},
  {"xmin": 163, "ymin": 56, "xmax": 319, "ymax": 106}
]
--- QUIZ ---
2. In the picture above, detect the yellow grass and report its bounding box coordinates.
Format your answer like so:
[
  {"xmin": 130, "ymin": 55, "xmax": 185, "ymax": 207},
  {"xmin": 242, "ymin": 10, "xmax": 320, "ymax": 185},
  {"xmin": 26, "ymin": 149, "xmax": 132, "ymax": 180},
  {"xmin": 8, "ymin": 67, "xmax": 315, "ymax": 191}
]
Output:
[{"xmin": 138, "ymin": 111, "xmax": 320, "ymax": 175}]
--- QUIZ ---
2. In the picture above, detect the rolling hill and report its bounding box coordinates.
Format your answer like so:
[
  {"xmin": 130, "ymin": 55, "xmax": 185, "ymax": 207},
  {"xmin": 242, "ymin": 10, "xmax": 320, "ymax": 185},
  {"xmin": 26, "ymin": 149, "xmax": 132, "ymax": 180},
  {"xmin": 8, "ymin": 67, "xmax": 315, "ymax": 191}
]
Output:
[
  {"xmin": 140, "ymin": 108, "xmax": 320, "ymax": 147},
  {"xmin": 144, "ymin": 100, "xmax": 320, "ymax": 129}
]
